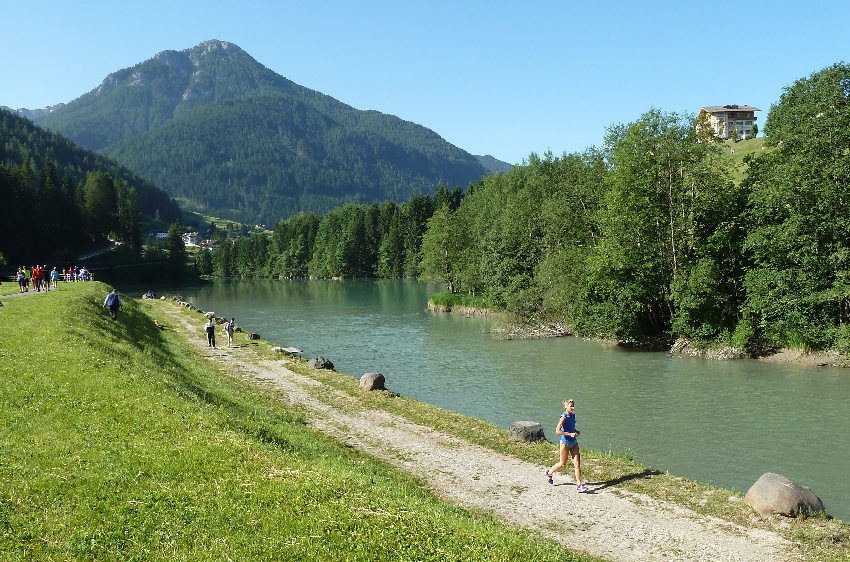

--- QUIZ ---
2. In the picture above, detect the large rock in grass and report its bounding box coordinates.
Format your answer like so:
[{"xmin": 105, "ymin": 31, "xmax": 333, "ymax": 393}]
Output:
[
  {"xmin": 508, "ymin": 421, "xmax": 545, "ymax": 442},
  {"xmin": 308, "ymin": 356, "xmax": 334, "ymax": 370},
  {"xmin": 360, "ymin": 372, "xmax": 385, "ymax": 391},
  {"xmin": 745, "ymin": 473, "xmax": 825, "ymax": 517}
]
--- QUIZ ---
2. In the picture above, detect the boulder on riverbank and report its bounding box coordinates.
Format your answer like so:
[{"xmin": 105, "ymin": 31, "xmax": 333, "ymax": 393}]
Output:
[
  {"xmin": 360, "ymin": 372, "xmax": 385, "ymax": 391},
  {"xmin": 508, "ymin": 421, "xmax": 545, "ymax": 442},
  {"xmin": 745, "ymin": 472, "xmax": 825, "ymax": 517},
  {"xmin": 308, "ymin": 356, "xmax": 334, "ymax": 370}
]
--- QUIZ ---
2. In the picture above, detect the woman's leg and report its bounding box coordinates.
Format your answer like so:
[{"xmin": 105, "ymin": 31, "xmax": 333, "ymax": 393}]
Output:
[
  {"xmin": 548, "ymin": 442, "xmax": 569, "ymax": 476},
  {"xmin": 570, "ymin": 444, "xmax": 582, "ymax": 485}
]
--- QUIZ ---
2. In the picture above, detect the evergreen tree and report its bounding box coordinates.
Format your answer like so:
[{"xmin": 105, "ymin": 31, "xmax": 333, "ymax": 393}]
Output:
[
  {"xmin": 195, "ymin": 247, "xmax": 213, "ymax": 275},
  {"xmin": 83, "ymin": 171, "xmax": 117, "ymax": 237},
  {"xmin": 166, "ymin": 220, "xmax": 187, "ymax": 276}
]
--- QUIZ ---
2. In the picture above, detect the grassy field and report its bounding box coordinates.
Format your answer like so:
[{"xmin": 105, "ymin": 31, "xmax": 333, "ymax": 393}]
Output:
[
  {"xmin": 0, "ymin": 282, "xmax": 590, "ymax": 561},
  {"xmin": 721, "ymin": 136, "xmax": 770, "ymax": 184}
]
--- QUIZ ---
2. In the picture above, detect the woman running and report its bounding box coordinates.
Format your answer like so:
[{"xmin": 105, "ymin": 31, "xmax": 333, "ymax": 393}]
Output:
[{"xmin": 546, "ymin": 399, "xmax": 586, "ymax": 492}]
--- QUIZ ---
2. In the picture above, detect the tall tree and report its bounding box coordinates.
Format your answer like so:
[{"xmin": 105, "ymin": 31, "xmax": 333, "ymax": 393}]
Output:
[
  {"xmin": 166, "ymin": 220, "xmax": 187, "ymax": 276},
  {"xmin": 83, "ymin": 171, "xmax": 117, "ymax": 237},
  {"xmin": 742, "ymin": 62, "xmax": 850, "ymax": 350},
  {"xmin": 578, "ymin": 109, "xmax": 731, "ymax": 339},
  {"xmin": 419, "ymin": 205, "xmax": 464, "ymax": 293}
]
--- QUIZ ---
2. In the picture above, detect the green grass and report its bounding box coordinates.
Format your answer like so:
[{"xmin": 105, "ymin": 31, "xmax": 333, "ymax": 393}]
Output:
[
  {"xmin": 0, "ymin": 282, "xmax": 590, "ymax": 561},
  {"xmin": 0, "ymin": 282, "xmax": 22, "ymax": 297},
  {"xmin": 721, "ymin": 137, "xmax": 771, "ymax": 184}
]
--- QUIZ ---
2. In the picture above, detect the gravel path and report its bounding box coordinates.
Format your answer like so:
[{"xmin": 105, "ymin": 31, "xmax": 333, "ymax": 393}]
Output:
[{"xmin": 161, "ymin": 304, "xmax": 796, "ymax": 562}]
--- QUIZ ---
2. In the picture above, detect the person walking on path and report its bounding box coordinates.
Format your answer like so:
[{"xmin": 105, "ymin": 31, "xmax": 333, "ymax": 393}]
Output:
[
  {"xmin": 546, "ymin": 399, "xmax": 587, "ymax": 492},
  {"xmin": 103, "ymin": 289, "xmax": 123, "ymax": 320},
  {"xmin": 224, "ymin": 317, "xmax": 236, "ymax": 347},
  {"xmin": 50, "ymin": 267, "xmax": 59, "ymax": 289},
  {"xmin": 205, "ymin": 317, "xmax": 217, "ymax": 348}
]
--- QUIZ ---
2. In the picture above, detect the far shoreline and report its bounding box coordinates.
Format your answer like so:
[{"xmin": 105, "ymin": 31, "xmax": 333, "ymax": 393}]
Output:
[{"xmin": 428, "ymin": 299, "xmax": 850, "ymax": 368}]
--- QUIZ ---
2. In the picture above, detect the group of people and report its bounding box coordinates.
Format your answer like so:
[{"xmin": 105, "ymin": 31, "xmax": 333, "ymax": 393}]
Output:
[
  {"xmin": 204, "ymin": 316, "xmax": 236, "ymax": 348},
  {"xmin": 15, "ymin": 265, "xmax": 91, "ymax": 293}
]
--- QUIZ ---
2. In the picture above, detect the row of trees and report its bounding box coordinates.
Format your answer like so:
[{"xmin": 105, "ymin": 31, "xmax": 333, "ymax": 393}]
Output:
[
  {"xmin": 193, "ymin": 187, "xmax": 463, "ymax": 279},
  {"xmin": 0, "ymin": 108, "xmax": 180, "ymax": 223},
  {"xmin": 417, "ymin": 63, "xmax": 850, "ymax": 352},
  {"xmin": 196, "ymin": 63, "xmax": 850, "ymax": 353}
]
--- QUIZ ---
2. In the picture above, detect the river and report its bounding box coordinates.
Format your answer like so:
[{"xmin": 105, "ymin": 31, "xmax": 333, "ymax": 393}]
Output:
[{"xmin": 163, "ymin": 278, "xmax": 849, "ymax": 521}]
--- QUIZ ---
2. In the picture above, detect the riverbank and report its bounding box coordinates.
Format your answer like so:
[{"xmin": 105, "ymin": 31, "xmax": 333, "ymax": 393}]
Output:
[
  {"xmin": 429, "ymin": 299, "xmax": 850, "ymax": 367},
  {"xmin": 153, "ymin": 291, "xmax": 847, "ymax": 560},
  {"xmin": 5, "ymin": 283, "xmax": 846, "ymax": 559}
]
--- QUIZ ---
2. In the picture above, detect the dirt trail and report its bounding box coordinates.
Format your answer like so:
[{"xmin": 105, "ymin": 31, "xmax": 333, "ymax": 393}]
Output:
[{"xmin": 160, "ymin": 303, "xmax": 796, "ymax": 562}]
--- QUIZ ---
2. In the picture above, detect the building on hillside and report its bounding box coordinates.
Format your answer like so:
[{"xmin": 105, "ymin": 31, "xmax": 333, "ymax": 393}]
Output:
[
  {"xmin": 182, "ymin": 232, "xmax": 201, "ymax": 246},
  {"xmin": 697, "ymin": 105, "xmax": 761, "ymax": 140}
]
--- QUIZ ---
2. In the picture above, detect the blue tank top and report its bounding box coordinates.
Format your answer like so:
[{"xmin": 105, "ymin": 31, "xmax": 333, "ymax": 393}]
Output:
[{"xmin": 560, "ymin": 412, "xmax": 576, "ymax": 444}]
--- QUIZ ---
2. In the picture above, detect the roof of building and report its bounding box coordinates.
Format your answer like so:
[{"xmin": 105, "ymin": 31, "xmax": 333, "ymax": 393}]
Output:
[{"xmin": 700, "ymin": 105, "xmax": 761, "ymax": 113}]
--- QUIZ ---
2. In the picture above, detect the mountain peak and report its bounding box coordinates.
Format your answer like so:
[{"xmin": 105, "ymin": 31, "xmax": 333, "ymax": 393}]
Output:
[
  {"xmin": 30, "ymin": 41, "xmax": 487, "ymax": 222},
  {"xmin": 192, "ymin": 39, "xmax": 247, "ymax": 58}
]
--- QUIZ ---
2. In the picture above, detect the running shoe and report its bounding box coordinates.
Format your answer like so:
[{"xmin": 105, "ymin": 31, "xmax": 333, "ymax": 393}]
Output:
[
  {"xmin": 576, "ymin": 483, "xmax": 588, "ymax": 493},
  {"xmin": 545, "ymin": 470, "xmax": 553, "ymax": 485}
]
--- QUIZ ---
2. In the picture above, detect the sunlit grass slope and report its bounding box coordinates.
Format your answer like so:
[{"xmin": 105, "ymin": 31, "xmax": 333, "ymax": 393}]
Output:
[
  {"xmin": 0, "ymin": 282, "xmax": 587, "ymax": 561},
  {"xmin": 721, "ymin": 136, "xmax": 770, "ymax": 184}
]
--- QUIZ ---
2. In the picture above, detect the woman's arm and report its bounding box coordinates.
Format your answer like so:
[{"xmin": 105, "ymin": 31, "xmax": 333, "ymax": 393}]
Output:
[{"xmin": 555, "ymin": 416, "xmax": 566, "ymax": 436}]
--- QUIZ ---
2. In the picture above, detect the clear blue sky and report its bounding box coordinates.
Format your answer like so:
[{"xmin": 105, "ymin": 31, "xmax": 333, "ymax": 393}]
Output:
[{"xmin": 2, "ymin": 1, "xmax": 848, "ymax": 165}]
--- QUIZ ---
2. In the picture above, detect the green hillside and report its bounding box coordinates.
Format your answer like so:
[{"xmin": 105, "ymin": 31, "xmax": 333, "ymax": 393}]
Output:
[
  {"xmin": 0, "ymin": 108, "xmax": 179, "ymax": 222},
  {"xmin": 33, "ymin": 40, "xmax": 487, "ymax": 223},
  {"xmin": 0, "ymin": 282, "xmax": 584, "ymax": 560},
  {"xmin": 0, "ymin": 108, "xmax": 181, "ymax": 264},
  {"xmin": 720, "ymin": 136, "xmax": 771, "ymax": 184}
]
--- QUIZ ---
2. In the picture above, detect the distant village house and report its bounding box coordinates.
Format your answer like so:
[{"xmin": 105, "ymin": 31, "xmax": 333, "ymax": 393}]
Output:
[
  {"xmin": 697, "ymin": 104, "xmax": 761, "ymax": 140},
  {"xmin": 182, "ymin": 232, "xmax": 201, "ymax": 246}
]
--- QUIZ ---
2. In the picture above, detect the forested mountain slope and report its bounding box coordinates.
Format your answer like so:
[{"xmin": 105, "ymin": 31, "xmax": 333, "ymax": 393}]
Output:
[
  {"xmin": 0, "ymin": 108, "xmax": 179, "ymax": 222},
  {"xmin": 30, "ymin": 40, "xmax": 487, "ymax": 223},
  {"xmin": 0, "ymin": 108, "xmax": 180, "ymax": 263}
]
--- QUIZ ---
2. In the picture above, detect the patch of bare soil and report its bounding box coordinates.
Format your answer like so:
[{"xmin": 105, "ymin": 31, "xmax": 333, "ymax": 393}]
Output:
[{"xmin": 160, "ymin": 304, "xmax": 798, "ymax": 561}]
